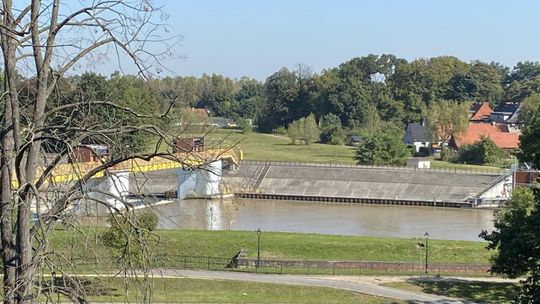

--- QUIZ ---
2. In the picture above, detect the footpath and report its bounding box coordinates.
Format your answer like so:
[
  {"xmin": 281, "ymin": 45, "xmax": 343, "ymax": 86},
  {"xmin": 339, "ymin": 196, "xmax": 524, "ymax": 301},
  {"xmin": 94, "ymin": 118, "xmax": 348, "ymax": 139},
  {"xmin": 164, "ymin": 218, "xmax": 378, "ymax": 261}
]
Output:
[{"xmin": 157, "ymin": 269, "xmax": 494, "ymax": 303}]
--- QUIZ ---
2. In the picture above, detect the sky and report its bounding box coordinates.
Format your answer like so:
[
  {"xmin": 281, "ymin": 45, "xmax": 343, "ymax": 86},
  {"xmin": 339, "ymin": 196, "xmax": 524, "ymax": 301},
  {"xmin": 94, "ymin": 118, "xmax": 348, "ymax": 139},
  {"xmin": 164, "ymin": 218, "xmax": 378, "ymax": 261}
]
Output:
[{"xmin": 122, "ymin": 0, "xmax": 540, "ymax": 80}]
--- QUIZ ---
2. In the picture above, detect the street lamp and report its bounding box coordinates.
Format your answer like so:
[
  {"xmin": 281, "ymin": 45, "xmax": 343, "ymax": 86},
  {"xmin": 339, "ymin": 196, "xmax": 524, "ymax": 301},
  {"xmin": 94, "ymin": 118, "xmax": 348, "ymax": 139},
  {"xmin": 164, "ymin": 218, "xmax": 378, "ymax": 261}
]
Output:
[
  {"xmin": 256, "ymin": 228, "xmax": 262, "ymax": 268},
  {"xmin": 424, "ymin": 232, "xmax": 429, "ymax": 274}
]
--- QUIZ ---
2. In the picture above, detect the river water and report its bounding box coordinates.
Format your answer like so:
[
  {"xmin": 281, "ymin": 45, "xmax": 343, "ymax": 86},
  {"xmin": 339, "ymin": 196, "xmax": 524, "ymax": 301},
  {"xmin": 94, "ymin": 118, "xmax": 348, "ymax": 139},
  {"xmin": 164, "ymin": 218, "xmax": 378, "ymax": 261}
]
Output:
[{"xmin": 151, "ymin": 198, "xmax": 495, "ymax": 241}]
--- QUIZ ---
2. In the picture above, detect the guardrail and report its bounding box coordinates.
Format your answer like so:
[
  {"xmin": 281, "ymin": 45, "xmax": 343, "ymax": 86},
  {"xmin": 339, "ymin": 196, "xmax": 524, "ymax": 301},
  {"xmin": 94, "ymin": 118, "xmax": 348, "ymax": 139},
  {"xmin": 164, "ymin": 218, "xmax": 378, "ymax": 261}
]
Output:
[{"xmin": 240, "ymin": 160, "xmax": 508, "ymax": 175}]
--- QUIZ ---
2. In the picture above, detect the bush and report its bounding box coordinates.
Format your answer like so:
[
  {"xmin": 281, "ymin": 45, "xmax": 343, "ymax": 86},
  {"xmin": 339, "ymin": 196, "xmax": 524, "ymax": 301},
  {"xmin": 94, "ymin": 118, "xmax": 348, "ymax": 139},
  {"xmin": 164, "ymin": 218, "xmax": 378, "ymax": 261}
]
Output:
[
  {"xmin": 101, "ymin": 211, "xmax": 159, "ymax": 251},
  {"xmin": 138, "ymin": 212, "xmax": 158, "ymax": 231},
  {"xmin": 236, "ymin": 118, "xmax": 251, "ymax": 133},
  {"xmin": 272, "ymin": 126, "xmax": 287, "ymax": 135},
  {"xmin": 455, "ymin": 136, "xmax": 506, "ymax": 165},
  {"xmin": 440, "ymin": 148, "xmax": 457, "ymax": 162},
  {"xmin": 320, "ymin": 126, "xmax": 345, "ymax": 145},
  {"xmin": 354, "ymin": 129, "xmax": 410, "ymax": 166}
]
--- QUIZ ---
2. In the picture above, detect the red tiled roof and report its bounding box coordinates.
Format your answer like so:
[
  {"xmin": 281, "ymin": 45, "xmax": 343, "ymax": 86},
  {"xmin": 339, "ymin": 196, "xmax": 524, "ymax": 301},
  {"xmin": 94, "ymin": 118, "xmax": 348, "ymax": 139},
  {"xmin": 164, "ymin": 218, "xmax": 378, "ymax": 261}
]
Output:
[
  {"xmin": 470, "ymin": 101, "xmax": 493, "ymax": 122},
  {"xmin": 452, "ymin": 123, "xmax": 520, "ymax": 149},
  {"xmin": 192, "ymin": 108, "xmax": 209, "ymax": 118}
]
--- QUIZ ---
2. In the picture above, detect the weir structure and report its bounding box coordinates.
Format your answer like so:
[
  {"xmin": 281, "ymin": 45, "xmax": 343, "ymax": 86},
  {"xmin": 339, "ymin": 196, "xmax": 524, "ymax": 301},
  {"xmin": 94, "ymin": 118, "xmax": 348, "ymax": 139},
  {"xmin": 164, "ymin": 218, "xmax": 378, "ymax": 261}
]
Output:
[{"xmin": 15, "ymin": 149, "xmax": 240, "ymax": 214}]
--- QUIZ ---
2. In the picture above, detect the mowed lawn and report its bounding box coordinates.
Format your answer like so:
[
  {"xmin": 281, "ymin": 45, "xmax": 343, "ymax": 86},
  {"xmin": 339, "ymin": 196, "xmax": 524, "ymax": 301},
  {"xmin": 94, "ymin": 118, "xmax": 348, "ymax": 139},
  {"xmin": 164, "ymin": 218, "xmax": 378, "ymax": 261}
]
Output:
[
  {"xmin": 185, "ymin": 128, "xmax": 357, "ymax": 164},
  {"xmin": 79, "ymin": 277, "xmax": 401, "ymax": 303},
  {"xmin": 383, "ymin": 280, "xmax": 519, "ymax": 304},
  {"xmin": 51, "ymin": 229, "xmax": 491, "ymax": 265}
]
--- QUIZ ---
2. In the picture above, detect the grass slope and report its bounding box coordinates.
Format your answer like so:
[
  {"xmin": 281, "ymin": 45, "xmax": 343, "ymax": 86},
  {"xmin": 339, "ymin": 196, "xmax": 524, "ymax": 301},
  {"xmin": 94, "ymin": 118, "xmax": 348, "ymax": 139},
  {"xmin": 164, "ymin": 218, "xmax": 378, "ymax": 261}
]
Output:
[{"xmin": 52, "ymin": 229, "xmax": 490, "ymax": 264}]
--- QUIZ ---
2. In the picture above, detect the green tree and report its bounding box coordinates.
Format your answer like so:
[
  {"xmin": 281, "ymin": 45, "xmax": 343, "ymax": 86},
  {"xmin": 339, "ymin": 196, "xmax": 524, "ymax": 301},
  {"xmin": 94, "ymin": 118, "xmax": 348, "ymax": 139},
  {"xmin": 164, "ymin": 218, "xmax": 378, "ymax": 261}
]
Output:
[
  {"xmin": 425, "ymin": 100, "xmax": 469, "ymax": 148},
  {"xmin": 354, "ymin": 128, "xmax": 410, "ymax": 166},
  {"xmin": 446, "ymin": 72, "xmax": 478, "ymax": 101},
  {"xmin": 319, "ymin": 113, "xmax": 345, "ymax": 145},
  {"xmin": 287, "ymin": 119, "xmax": 302, "ymax": 145},
  {"xmin": 259, "ymin": 68, "xmax": 300, "ymax": 132},
  {"xmin": 303, "ymin": 114, "xmax": 320, "ymax": 145},
  {"xmin": 480, "ymin": 187, "xmax": 540, "ymax": 302},
  {"xmin": 518, "ymin": 117, "xmax": 540, "ymax": 168},
  {"xmin": 360, "ymin": 104, "xmax": 381, "ymax": 136},
  {"xmin": 519, "ymin": 93, "xmax": 540, "ymax": 125}
]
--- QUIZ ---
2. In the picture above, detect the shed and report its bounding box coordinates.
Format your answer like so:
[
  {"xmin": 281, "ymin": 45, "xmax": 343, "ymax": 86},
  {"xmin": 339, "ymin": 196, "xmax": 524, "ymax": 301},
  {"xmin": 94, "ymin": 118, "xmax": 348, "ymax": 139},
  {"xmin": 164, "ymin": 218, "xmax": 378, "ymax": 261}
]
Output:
[
  {"xmin": 173, "ymin": 137, "xmax": 205, "ymax": 152},
  {"xmin": 406, "ymin": 158, "xmax": 431, "ymax": 169},
  {"xmin": 71, "ymin": 144, "xmax": 110, "ymax": 163}
]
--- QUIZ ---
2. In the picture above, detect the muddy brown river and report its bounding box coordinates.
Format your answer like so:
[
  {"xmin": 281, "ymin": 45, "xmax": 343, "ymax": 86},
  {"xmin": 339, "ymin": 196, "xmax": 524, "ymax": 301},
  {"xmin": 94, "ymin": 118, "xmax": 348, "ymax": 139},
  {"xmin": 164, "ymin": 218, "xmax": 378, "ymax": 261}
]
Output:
[{"xmin": 152, "ymin": 198, "xmax": 495, "ymax": 241}]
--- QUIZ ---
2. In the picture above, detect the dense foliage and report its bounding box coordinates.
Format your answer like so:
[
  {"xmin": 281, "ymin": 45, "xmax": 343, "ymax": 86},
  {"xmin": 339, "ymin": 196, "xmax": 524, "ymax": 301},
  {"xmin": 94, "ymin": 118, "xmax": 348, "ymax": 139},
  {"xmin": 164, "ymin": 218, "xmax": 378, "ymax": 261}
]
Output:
[
  {"xmin": 480, "ymin": 187, "xmax": 540, "ymax": 303},
  {"xmin": 480, "ymin": 118, "xmax": 540, "ymax": 302},
  {"xmin": 34, "ymin": 56, "xmax": 540, "ymax": 147},
  {"xmin": 456, "ymin": 136, "xmax": 506, "ymax": 165},
  {"xmin": 286, "ymin": 114, "xmax": 320, "ymax": 145},
  {"xmin": 354, "ymin": 128, "xmax": 410, "ymax": 166},
  {"xmin": 518, "ymin": 117, "xmax": 540, "ymax": 168}
]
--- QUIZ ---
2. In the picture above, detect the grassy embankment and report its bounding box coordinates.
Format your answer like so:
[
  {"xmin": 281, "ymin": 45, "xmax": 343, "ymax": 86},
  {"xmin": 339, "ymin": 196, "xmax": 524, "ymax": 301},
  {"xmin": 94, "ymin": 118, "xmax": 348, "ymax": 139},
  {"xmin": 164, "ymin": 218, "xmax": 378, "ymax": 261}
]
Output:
[
  {"xmin": 64, "ymin": 277, "xmax": 399, "ymax": 303},
  {"xmin": 51, "ymin": 229, "xmax": 490, "ymax": 266},
  {"xmin": 383, "ymin": 280, "xmax": 519, "ymax": 304}
]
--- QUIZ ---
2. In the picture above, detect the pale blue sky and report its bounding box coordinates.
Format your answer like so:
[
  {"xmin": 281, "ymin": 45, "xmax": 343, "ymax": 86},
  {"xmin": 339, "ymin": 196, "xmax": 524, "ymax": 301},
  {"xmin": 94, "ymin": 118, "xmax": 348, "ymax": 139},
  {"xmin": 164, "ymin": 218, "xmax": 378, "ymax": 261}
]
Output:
[{"xmin": 149, "ymin": 1, "xmax": 540, "ymax": 79}]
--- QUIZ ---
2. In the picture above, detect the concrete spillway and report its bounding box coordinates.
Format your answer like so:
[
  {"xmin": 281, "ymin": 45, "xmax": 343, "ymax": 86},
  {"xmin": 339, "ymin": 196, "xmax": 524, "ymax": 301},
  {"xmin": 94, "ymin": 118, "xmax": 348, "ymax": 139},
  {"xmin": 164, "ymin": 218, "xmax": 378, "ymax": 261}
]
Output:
[{"xmin": 226, "ymin": 161, "xmax": 508, "ymax": 207}]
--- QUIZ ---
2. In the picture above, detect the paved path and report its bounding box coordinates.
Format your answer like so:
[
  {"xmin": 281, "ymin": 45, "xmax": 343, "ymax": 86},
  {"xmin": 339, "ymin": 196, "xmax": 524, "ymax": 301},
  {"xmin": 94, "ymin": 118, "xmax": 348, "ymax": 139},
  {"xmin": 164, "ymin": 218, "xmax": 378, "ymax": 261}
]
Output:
[{"xmin": 158, "ymin": 269, "xmax": 474, "ymax": 303}]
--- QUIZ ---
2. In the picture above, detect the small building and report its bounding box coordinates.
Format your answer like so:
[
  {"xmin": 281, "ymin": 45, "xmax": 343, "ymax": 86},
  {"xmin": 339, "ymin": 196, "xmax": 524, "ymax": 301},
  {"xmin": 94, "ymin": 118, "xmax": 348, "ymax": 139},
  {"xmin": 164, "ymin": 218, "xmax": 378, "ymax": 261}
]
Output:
[
  {"xmin": 349, "ymin": 135, "xmax": 364, "ymax": 145},
  {"xmin": 71, "ymin": 144, "xmax": 110, "ymax": 163},
  {"xmin": 173, "ymin": 137, "xmax": 205, "ymax": 152},
  {"xmin": 407, "ymin": 158, "xmax": 431, "ymax": 169},
  {"xmin": 404, "ymin": 123, "xmax": 430, "ymax": 153}
]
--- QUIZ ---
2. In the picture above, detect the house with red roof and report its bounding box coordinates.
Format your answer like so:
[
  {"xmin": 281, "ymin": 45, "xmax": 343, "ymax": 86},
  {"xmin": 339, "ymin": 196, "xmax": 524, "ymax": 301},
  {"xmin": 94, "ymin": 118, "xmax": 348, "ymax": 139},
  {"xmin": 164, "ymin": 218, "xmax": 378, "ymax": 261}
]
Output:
[
  {"xmin": 469, "ymin": 101, "xmax": 493, "ymax": 123},
  {"xmin": 449, "ymin": 123, "xmax": 520, "ymax": 150}
]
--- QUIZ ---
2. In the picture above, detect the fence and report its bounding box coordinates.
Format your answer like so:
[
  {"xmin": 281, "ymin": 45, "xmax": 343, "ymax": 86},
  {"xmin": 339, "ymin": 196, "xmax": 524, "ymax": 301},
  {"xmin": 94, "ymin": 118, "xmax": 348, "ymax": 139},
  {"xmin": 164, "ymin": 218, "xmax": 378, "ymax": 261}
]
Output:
[
  {"xmin": 62, "ymin": 255, "xmax": 491, "ymax": 277},
  {"xmin": 240, "ymin": 160, "xmax": 508, "ymax": 176}
]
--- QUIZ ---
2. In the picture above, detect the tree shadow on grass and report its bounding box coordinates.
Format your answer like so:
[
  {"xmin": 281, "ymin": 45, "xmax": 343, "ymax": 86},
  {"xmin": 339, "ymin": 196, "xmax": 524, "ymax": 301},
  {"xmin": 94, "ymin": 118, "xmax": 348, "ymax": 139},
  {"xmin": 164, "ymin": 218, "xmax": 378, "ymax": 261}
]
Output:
[{"xmin": 404, "ymin": 278, "xmax": 519, "ymax": 304}]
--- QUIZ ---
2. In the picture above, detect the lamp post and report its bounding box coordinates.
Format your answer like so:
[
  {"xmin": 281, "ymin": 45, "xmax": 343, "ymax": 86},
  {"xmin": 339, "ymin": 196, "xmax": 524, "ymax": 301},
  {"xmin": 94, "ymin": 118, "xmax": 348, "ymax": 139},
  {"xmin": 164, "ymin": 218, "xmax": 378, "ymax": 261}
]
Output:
[
  {"xmin": 424, "ymin": 232, "xmax": 429, "ymax": 274},
  {"xmin": 209, "ymin": 206, "xmax": 213, "ymax": 230},
  {"xmin": 256, "ymin": 228, "xmax": 261, "ymax": 268}
]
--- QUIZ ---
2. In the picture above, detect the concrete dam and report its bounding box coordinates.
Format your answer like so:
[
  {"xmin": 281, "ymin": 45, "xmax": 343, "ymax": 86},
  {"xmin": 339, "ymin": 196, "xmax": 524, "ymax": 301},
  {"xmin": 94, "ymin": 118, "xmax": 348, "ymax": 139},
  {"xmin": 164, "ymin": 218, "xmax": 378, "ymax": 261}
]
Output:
[{"xmin": 225, "ymin": 161, "xmax": 512, "ymax": 208}]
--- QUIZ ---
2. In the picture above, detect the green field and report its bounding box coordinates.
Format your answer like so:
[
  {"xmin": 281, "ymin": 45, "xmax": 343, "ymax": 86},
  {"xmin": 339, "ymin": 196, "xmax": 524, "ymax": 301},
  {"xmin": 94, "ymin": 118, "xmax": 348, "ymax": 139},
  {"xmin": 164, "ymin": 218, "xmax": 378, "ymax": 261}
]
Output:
[
  {"xmin": 383, "ymin": 280, "xmax": 518, "ymax": 304},
  {"xmin": 175, "ymin": 128, "xmax": 511, "ymax": 171},
  {"xmin": 66, "ymin": 277, "xmax": 400, "ymax": 303},
  {"xmin": 52, "ymin": 229, "xmax": 490, "ymax": 267},
  {"xmin": 185, "ymin": 128, "xmax": 358, "ymax": 164}
]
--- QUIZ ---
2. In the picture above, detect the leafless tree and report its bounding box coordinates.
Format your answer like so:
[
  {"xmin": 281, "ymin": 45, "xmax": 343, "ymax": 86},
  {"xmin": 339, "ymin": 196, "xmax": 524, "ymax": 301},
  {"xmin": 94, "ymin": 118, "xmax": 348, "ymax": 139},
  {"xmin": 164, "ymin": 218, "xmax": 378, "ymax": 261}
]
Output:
[{"xmin": 0, "ymin": 1, "xmax": 181, "ymax": 303}]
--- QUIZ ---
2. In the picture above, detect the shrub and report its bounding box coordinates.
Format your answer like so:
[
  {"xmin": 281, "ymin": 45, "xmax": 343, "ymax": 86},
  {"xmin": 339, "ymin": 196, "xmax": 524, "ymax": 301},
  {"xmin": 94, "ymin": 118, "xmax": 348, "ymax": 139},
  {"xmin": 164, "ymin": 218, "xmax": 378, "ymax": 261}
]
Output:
[
  {"xmin": 455, "ymin": 136, "xmax": 506, "ymax": 165},
  {"xmin": 272, "ymin": 126, "xmax": 287, "ymax": 135},
  {"xmin": 138, "ymin": 212, "xmax": 158, "ymax": 231}
]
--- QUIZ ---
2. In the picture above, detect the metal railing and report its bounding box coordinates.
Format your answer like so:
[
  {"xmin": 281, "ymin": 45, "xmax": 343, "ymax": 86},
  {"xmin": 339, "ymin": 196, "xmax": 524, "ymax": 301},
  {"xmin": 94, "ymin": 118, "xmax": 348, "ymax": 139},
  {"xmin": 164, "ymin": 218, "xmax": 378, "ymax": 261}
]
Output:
[
  {"xmin": 58, "ymin": 255, "xmax": 492, "ymax": 277},
  {"xmin": 240, "ymin": 160, "xmax": 508, "ymax": 176}
]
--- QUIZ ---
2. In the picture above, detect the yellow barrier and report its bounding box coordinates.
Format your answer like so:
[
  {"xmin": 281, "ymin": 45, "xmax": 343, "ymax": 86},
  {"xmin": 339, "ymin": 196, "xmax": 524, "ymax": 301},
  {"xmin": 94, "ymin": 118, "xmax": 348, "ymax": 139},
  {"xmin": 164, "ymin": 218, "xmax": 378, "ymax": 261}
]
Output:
[{"xmin": 11, "ymin": 149, "xmax": 240, "ymax": 188}]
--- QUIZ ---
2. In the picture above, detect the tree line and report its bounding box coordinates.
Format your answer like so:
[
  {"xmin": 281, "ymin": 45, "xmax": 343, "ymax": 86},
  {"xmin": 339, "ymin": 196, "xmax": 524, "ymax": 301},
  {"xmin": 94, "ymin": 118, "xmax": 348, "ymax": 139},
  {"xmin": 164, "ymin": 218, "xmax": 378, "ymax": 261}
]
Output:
[{"xmin": 131, "ymin": 55, "xmax": 540, "ymax": 135}]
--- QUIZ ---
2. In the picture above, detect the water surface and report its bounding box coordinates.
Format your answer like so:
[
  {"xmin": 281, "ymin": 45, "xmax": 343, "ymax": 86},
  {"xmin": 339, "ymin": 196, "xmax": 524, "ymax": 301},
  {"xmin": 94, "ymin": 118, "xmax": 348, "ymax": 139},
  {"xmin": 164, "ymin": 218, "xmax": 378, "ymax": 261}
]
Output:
[{"xmin": 153, "ymin": 199, "xmax": 494, "ymax": 241}]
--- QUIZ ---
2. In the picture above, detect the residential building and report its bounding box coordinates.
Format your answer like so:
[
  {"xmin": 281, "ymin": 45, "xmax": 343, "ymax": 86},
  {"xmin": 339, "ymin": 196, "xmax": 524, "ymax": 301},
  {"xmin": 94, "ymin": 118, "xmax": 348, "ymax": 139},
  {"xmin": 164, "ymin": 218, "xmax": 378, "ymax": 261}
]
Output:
[
  {"xmin": 449, "ymin": 123, "xmax": 520, "ymax": 150},
  {"xmin": 404, "ymin": 122, "xmax": 430, "ymax": 153}
]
